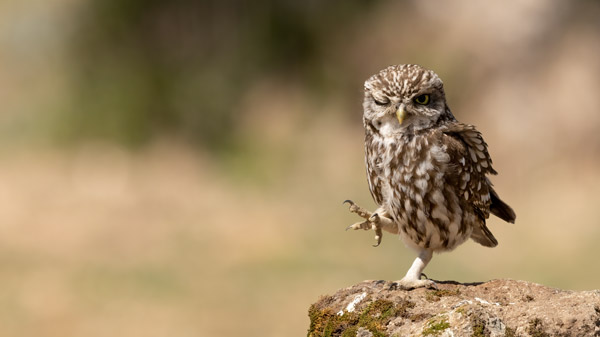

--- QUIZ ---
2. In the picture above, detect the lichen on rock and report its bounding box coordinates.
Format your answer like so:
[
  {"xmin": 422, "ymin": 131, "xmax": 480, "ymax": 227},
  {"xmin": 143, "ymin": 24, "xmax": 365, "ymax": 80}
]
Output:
[{"xmin": 307, "ymin": 279, "xmax": 600, "ymax": 337}]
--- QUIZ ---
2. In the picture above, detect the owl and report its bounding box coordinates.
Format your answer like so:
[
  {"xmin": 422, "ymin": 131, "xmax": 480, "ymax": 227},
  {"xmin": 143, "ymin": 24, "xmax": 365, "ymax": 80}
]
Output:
[{"xmin": 345, "ymin": 64, "xmax": 515, "ymax": 289}]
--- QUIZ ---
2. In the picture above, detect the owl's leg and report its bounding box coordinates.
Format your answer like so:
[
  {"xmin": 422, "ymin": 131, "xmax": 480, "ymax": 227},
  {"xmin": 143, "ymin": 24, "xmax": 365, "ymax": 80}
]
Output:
[
  {"xmin": 392, "ymin": 249, "xmax": 436, "ymax": 290},
  {"xmin": 343, "ymin": 200, "xmax": 396, "ymax": 247}
]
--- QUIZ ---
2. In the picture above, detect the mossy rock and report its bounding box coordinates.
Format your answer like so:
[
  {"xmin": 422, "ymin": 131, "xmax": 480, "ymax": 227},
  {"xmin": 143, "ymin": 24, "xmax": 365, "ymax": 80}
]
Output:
[
  {"xmin": 308, "ymin": 298, "xmax": 415, "ymax": 337},
  {"xmin": 421, "ymin": 316, "xmax": 450, "ymax": 336}
]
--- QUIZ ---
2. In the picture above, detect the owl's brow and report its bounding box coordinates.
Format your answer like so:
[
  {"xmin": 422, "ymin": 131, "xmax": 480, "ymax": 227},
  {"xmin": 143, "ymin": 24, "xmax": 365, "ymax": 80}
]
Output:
[
  {"xmin": 408, "ymin": 68, "xmax": 425, "ymax": 85},
  {"xmin": 382, "ymin": 71, "xmax": 438, "ymax": 97}
]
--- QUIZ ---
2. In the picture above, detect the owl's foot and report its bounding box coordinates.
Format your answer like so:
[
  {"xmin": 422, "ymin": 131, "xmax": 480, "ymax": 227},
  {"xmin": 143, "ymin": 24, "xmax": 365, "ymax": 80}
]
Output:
[
  {"xmin": 391, "ymin": 249, "xmax": 435, "ymax": 290},
  {"xmin": 346, "ymin": 219, "xmax": 383, "ymax": 247},
  {"xmin": 390, "ymin": 277, "xmax": 436, "ymax": 291},
  {"xmin": 343, "ymin": 200, "xmax": 387, "ymax": 247}
]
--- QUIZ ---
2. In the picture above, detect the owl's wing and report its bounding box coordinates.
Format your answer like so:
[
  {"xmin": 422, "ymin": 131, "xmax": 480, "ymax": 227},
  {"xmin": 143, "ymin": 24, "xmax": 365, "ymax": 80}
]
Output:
[
  {"xmin": 442, "ymin": 123, "xmax": 512, "ymax": 247},
  {"xmin": 442, "ymin": 123, "xmax": 496, "ymax": 209}
]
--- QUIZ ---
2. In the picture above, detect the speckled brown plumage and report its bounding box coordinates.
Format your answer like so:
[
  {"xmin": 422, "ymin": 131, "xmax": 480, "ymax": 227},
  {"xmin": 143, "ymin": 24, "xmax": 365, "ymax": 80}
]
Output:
[{"xmin": 346, "ymin": 64, "xmax": 515, "ymax": 289}]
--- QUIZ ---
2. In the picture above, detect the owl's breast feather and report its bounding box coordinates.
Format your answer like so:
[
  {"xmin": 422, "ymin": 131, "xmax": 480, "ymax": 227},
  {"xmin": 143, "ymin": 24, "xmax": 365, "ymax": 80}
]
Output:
[{"xmin": 371, "ymin": 132, "xmax": 471, "ymax": 251}]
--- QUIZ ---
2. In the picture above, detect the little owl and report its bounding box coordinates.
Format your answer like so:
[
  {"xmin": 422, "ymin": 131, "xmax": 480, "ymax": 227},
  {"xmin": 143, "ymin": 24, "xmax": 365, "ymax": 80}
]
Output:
[{"xmin": 345, "ymin": 64, "xmax": 515, "ymax": 289}]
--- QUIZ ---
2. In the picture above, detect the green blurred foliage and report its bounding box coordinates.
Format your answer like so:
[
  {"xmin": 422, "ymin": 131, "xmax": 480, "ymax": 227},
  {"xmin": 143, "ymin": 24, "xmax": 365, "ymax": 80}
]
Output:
[{"xmin": 60, "ymin": 0, "xmax": 380, "ymax": 149}]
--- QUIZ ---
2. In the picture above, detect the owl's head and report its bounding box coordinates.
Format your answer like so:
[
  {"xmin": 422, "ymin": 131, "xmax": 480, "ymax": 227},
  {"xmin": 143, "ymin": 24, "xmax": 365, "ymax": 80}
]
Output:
[{"xmin": 363, "ymin": 64, "xmax": 454, "ymax": 136}]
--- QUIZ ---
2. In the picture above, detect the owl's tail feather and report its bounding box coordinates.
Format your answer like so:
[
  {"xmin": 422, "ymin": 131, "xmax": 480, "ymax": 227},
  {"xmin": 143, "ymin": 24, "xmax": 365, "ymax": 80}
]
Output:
[
  {"xmin": 490, "ymin": 189, "xmax": 516, "ymax": 224},
  {"xmin": 471, "ymin": 224, "xmax": 498, "ymax": 247}
]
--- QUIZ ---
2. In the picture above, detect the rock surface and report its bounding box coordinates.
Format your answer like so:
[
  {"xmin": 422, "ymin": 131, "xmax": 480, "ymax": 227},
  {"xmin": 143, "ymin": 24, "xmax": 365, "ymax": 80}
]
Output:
[{"xmin": 308, "ymin": 279, "xmax": 600, "ymax": 337}]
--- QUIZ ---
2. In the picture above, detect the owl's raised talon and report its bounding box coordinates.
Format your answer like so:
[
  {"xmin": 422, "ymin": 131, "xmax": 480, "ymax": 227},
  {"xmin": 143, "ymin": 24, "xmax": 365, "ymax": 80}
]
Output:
[
  {"xmin": 343, "ymin": 199, "xmax": 373, "ymax": 220},
  {"xmin": 344, "ymin": 202, "xmax": 385, "ymax": 246},
  {"xmin": 346, "ymin": 220, "xmax": 371, "ymax": 231},
  {"xmin": 369, "ymin": 213, "xmax": 383, "ymax": 246},
  {"xmin": 373, "ymin": 227, "xmax": 383, "ymax": 247}
]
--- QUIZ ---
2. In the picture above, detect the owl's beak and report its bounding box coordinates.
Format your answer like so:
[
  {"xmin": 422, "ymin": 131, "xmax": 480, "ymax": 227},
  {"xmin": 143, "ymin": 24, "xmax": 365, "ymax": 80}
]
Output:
[{"xmin": 396, "ymin": 106, "xmax": 406, "ymax": 124}]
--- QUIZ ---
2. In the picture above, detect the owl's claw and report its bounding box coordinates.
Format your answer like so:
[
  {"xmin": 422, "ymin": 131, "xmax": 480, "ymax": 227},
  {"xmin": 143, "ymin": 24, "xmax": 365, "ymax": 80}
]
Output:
[
  {"xmin": 373, "ymin": 226, "xmax": 383, "ymax": 247},
  {"xmin": 346, "ymin": 221, "xmax": 382, "ymax": 247},
  {"xmin": 344, "ymin": 200, "xmax": 384, "ymax": 246},
  {"xmin": 346, "ymin": 218, "xmax": 379, "ymax": 230},
  {"xmin": 369, "ymin": 213, "xmax": 383, "ymax": 247},
  {"xmin": 343, "ymin": 199, "xmax": 372, "ymax": 220},
  {"xmin": 345, "ymin": 220, "xmax": 370, "ymax": 231}
]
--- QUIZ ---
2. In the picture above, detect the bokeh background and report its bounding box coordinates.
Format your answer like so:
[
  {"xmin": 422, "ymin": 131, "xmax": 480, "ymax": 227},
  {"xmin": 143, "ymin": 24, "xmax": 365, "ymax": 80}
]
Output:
[{"xmin": 1, "ymin": 0, "xmax": 599, "ymax": 336}]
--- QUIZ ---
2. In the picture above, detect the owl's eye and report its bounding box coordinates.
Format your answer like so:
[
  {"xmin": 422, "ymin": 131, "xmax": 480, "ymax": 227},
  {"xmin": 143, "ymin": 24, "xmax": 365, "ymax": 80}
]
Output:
[
  {"xmin": 413, "ymin": 94, "xmax": 430, "ymax": 105},
  {"xmin": 373, "ymin": 96, "xmax": 390, "ymax": 106}
]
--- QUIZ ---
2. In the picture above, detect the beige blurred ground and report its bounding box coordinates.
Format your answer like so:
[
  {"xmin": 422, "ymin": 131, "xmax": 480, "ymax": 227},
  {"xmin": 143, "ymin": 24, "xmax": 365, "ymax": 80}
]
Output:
[{"xmin": 1, "ymin": 0, "xmax": 600, "ymax": 336}]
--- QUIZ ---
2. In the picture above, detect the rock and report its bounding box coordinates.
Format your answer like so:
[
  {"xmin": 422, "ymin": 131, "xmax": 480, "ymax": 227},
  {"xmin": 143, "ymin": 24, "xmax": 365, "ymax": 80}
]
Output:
[{"xmin": 307, "ymin": 279, "xmax": 600, "ymax": 337}]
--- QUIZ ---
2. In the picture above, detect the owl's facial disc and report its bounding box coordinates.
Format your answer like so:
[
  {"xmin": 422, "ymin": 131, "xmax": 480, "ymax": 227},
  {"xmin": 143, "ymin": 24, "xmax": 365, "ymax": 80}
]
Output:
[
  {"xmin": 368, "ymin": 101, "xmax": 405, "ymax": 137},
  {"xmin": 370, "ymin": 99, "xmax": 437, "ymax": 137},
  {"xmin": 372, "ymin": 113, "xmax": 399, "ymax": 137}
]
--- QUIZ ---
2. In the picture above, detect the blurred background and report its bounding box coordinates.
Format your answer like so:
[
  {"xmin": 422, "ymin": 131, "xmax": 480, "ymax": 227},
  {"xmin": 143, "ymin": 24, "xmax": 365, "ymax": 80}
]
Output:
[{"xmin": 1, "ymin": 0, "xmax": 599, "ymax": 336}]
